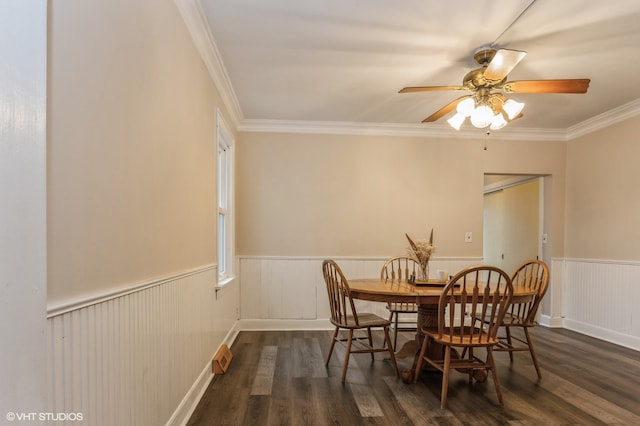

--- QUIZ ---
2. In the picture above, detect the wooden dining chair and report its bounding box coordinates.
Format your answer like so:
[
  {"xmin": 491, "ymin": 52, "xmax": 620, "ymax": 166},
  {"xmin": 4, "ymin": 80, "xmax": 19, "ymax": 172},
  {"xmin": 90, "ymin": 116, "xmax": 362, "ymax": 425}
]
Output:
[
  {"xmin": 492, "ymin": 259, "xmax": 550, "ymax": 378},
  {"xmin": 413, "ymin": 265, "xmax": 513, "ymax": 409},
  {"xmin": 322, "ymin": 260, "xmax": 399, "ymax": 383},
  {"xmin": 380, "ymin": 256, "xmax": 420, "ymax": 350}
]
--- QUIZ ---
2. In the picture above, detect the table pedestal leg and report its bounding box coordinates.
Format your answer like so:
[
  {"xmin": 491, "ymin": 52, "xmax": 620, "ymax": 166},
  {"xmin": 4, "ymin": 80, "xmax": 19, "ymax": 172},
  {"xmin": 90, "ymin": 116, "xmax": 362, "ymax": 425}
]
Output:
[{"xmin": 402, "ymin": 303, "xmax": 442, "ymax": 383}]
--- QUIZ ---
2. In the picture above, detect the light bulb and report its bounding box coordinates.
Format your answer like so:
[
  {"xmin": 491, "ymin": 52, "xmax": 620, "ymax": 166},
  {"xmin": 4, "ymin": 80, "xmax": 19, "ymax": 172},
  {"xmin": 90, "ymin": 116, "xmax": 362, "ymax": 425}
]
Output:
[
  {"xmin": 503, "ymin": 99, "xmax": 524, "ymax": 120},
  {"xmin": 456, "ymin": 98, "xmax": 475, "ymax": 117},
  {"xmin": 470, "ymin": 105, "xmax": 494, "ymax": 128},
  {"xmin": 447, "ymin": 112, "xmax": 466, "ymax": 130}
]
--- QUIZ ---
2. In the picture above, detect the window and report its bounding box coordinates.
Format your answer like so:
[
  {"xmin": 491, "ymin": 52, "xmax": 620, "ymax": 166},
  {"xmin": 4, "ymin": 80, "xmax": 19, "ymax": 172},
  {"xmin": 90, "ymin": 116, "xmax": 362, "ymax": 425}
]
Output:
[{"xmin": 217, "ymin": 109, "xmax": 234, "ymax": 283}]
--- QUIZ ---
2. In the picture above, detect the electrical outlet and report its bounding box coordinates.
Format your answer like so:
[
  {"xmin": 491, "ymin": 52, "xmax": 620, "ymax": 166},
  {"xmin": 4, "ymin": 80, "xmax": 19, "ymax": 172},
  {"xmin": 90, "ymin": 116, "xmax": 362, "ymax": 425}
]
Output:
[
  {"xmin": 465, "ymin": 232, "xmax": 473, "ymax": 243},
  {"xmin": 542, "ymin": 233, "xmax": 548, "ymax": 244}
]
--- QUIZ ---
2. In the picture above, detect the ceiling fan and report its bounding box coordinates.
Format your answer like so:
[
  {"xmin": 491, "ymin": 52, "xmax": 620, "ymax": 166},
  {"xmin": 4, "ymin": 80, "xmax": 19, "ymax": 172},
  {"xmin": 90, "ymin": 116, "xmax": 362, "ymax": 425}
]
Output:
[{"xmin": 399, "ymin": 48, "xmax": 590, "ymax": 130}]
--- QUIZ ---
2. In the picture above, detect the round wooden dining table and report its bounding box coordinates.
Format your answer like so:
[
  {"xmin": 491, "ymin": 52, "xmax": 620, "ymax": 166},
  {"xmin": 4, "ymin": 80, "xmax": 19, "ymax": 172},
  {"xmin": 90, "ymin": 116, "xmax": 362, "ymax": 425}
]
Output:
[{"xmin": 347, "ymin": 278, "xmax": 536, "ymax": 383}]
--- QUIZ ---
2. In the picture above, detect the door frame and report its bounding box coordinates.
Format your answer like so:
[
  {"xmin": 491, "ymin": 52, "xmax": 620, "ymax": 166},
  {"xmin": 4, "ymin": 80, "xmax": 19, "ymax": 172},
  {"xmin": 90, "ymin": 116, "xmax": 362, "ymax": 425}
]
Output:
[{"xmin": 483, "ymin": 174, "xmax": 546, "ymax": 266}]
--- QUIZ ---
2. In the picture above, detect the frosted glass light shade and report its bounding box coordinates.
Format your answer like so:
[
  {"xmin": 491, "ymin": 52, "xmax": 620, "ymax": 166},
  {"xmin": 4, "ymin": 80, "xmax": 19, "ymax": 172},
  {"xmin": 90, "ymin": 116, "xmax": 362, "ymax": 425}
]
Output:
[
  {"xmin": 490, "ymin": 113, "xmax": 507, "ymax": 130},
  {"xmin": 470, "ymin": 105, "xmax": 494, "ymax": 128},
  {"xmin": 456, "ymin": 98, "xmax": 475, "ymax": 117},
  {"xmin": 447, "ymin": 112, "xmax": 466, "ymax": 130},
  {"xmin": 503, "ymin": 99, "xmax": 524, "ymax": 120}
]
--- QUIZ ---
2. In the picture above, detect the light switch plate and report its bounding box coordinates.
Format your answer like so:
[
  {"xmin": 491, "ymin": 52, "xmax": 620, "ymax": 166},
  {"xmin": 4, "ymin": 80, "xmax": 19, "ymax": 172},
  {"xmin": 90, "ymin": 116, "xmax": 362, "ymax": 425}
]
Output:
[{"xmin": 465, "ymin": 232, "xmax": 473, "ymax": 243}]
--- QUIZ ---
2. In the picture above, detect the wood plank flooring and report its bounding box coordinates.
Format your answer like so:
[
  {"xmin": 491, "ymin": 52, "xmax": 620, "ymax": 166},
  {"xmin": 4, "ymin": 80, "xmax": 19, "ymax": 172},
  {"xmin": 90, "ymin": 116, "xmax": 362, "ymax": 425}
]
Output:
[{"xmin": 187, "ymin": 327, "xmax": 640, "ymax": 425}]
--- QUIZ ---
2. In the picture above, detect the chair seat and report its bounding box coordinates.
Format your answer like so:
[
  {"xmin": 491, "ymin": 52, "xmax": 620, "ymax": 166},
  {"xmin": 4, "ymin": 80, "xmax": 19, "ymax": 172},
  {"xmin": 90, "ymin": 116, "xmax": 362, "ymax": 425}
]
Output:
[
  {"xmin": 474, "ymin": 312, "xmax": 530, "ymax": 327},
  {"xmin": 333, "ymin": 313, "xmax": 390, "ymax": 329},
  {"xmin": 501, "ymin": 313, "xmax": 530, "ymax": 327},
  {"xmin": 422, "ymin": 326, "xmax": 501, "ymax": 346}
]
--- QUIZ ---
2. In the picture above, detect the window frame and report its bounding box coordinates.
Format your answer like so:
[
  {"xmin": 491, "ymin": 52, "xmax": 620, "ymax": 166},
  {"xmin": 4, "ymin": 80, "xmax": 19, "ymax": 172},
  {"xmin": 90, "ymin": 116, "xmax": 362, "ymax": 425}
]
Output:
[{"xmin": 216, "ymin": 109, "xmax": 234, "ymax": 284}]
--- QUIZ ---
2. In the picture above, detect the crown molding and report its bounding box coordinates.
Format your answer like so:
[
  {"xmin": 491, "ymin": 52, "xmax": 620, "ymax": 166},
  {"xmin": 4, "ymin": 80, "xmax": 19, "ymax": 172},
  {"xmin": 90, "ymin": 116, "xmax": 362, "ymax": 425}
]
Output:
[
  {"xmin": 566, "ymin": 98, "xmax": 640, "ymax": 140},
  {"xmin": 174, "ymin": 0, "xmax": 243, "ymax": 128},
  {"xmin": 237, "ymin": 119, "xmax": 568, "ymax": 141}
]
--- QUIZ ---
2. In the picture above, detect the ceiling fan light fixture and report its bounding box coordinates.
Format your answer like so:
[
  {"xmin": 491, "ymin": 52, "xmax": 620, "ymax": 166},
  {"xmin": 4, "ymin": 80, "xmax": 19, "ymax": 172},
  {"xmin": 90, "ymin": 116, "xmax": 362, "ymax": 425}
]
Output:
[
  {"xmin": 447, "ymin": 112, "xmax": 466, "ymax": 130},
  {"xmin": 503, "ymin": 99, "xmax": 525, "ymax": 120},
  {"xmin": 456, "ymin": 97, "xmax": 475, "ymax": 117},
  {"xmin": 490, "ymin": 112, "xmax": 508, "ymax": 130},
  {"xmin": 470, "ymin": 104, "xmax": 494, "ymax": 128}
]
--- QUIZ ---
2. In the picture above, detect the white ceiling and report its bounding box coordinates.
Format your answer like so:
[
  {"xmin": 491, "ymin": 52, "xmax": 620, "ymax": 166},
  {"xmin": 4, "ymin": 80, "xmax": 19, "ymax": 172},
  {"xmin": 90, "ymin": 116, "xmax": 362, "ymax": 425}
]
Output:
[{"xmin": 192, "ymin": 0, "xmax": 640, "ymax": 139}]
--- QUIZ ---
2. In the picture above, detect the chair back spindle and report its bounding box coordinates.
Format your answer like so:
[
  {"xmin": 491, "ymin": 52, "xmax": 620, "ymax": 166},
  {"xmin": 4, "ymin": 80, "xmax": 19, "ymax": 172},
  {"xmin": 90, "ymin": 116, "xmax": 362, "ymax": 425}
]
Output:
[
  {"xmin": 380, "ymin": 256, "xmax": 421, "ymax": 349},
  {"xmin": 380, "ymin": 256, "xmax": 419, "ymax": 282},
  {"xmin": 323, "ymin": 260, "xmax": 359, "ymax": 327},
  {"xmin": 438, "ymin": 266, "xmax": 512, "ymax": 344},
  {"xmin": 509, "ymin": 260, "xmax": 550, "ymax": 325}
]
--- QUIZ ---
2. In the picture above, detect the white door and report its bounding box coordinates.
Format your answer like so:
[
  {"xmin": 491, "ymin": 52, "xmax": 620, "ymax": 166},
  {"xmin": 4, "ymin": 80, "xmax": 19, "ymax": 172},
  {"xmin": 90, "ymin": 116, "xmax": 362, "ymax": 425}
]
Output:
[{"xmin": 483, "ymin": 189, "xmax": 505, "ymax": 269}]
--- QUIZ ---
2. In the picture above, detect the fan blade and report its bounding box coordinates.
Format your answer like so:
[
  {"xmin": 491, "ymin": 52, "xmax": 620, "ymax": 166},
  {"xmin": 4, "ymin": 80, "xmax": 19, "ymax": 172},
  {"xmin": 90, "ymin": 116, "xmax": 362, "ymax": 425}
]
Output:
[
  {"xmin": 502, "ymin": 79, "xmax": 590, "ymax": 94},
  {"xmin": 422, "ymin": 96, "xmax": 471, "ymax": 122},
  {"xmin": 399, "ymin": 86, "xmax": 467, "ymax": 93},
  {"xmin": 484, "ymin": 49, "xmax": 527, "ymax": 81}
]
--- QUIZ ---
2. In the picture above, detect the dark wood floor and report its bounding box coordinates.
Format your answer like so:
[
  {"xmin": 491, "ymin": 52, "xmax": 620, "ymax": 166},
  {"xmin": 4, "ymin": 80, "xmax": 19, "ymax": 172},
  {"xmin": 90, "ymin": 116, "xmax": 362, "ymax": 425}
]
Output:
[{"xmin": 188, "ymin": 327, "xmax": 640, "ymax": 425}]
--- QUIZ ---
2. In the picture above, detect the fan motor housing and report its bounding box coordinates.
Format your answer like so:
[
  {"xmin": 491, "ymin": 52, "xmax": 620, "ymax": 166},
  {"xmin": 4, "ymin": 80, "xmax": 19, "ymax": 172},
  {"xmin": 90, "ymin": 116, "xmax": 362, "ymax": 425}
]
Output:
[
  {"xmin": 463, "ymin": 48, "xmax": 507, "ymax": 88},
  {"xmin": 474, "ymin": 48, "xmax": 497, "ymax": 65},
  {"xmin": 463, "ymin": 68, "xmax": 505, "ymax": 89}
]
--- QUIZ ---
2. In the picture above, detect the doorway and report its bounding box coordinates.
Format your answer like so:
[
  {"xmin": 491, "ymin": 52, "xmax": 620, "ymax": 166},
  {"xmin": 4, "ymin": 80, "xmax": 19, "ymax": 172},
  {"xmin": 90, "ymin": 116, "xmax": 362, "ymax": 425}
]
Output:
[{"xmin": 483, "ymin": 175, "xmax": 542, "ymax": 273}]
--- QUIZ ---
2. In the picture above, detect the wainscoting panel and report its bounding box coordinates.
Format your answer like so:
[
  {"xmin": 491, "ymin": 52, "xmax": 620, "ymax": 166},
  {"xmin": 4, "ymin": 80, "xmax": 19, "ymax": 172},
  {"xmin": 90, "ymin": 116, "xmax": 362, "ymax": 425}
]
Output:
[
  {"xmin": 239, "ymin": 257, "xmax": 640, "ymax": 352},
  {"xmin": 558, "ymin": 258, "xmax": 640, "ymax": 350},
  {"xmin": 239, "ymin": 258, "xmax": 320, "ymax": 320},
  {"xmin": 47, "ymin": 265, "xmax": 240, "ymax": 426},
  {"xmin": 238, "ymin": 257, "xmax": 482, "ymax": 326}
]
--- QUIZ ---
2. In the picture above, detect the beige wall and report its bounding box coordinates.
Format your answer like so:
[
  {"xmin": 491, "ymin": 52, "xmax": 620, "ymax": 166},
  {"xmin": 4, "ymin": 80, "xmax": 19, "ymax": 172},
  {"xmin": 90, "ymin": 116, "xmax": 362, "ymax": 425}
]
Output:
[
  {"xmin": 237, "ymin": 132, "xmax": 566, "ymax": 258},
  {"xmin": 47, "ymin": 0, "xmax": 231, "ymax": 304},
  {"xmin": 566, "ymin": 116, "xmax": 640, "ymax": 260}
]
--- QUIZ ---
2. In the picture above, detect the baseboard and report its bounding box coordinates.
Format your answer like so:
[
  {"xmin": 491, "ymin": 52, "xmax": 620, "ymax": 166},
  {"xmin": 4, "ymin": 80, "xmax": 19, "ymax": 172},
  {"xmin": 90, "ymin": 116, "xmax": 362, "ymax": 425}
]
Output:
[
  {"xmin": 562, "ymin": 318, "xmax": 640, "ymax": 352},
  {"xmin": 238, "ymin": 318, "xmax": 333, "ymax": 331},
  {"xmin": 223, "ymin": 321, "xmax": 241, "ymax": 349},
  {"xmin": 539, "ymin": 314, "xmax": 563, "ymax": 328},
  {"xmin": 166, "ymin": 360, "xmax": 213, "ymax": 426}
]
